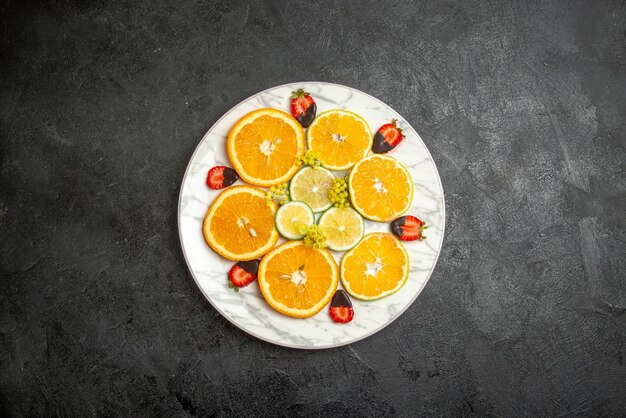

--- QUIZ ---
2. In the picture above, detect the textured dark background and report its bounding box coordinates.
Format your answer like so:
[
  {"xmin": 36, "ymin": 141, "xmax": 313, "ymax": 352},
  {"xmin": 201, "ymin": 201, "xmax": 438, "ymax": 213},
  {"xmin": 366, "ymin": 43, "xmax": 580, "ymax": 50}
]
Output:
[{"xmin": 1, "ymin": 0, "xmax": 625, "ymax": 416}]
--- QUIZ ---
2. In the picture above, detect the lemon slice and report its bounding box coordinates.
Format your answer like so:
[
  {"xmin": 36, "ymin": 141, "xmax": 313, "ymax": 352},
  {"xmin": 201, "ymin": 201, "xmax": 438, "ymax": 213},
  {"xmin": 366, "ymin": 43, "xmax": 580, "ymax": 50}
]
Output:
[
  {"xmin": 318, "ymin": 207, "xmax": 365, "ymax": 251},
  {"xmin": 288, "ymin": 167, "xmax": 334, "ymax": 212},
  {"xmin": 275, "ymin": 201, "xmax": 314, "ymax": 240}
]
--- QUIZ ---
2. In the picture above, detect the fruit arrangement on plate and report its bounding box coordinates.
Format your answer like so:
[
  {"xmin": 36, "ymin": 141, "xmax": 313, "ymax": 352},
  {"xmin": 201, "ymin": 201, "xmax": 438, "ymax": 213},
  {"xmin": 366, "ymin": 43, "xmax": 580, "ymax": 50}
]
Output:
[{"xmin": 202, "ymin": 88, "xmax": 429, "ymax": 324}]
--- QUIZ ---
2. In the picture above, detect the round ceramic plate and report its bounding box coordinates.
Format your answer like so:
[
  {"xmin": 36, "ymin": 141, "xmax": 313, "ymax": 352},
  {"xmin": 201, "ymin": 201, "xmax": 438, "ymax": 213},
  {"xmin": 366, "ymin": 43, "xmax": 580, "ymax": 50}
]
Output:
[{"xmin": 178, "ymin": 82, "xmax": 445, "ymax": 349}]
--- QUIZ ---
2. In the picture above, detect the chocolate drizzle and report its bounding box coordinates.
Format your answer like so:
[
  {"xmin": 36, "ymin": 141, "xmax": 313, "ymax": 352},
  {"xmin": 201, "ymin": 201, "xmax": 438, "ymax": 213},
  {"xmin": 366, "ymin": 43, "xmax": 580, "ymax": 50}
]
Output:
[
  {"xmin": 390, "ymin": 216, "xmax": 407, "ymax": 239},
  {"xmin": 330, "ymin": 289, "xmax": 352, "ymax": 308},
  {"xmin": 222, "ymin": 167, "xmax": 239, "ymax": 187},
  {"xmin": 236, "ymin": 259, "xmax": 259, "ymax": 275}
]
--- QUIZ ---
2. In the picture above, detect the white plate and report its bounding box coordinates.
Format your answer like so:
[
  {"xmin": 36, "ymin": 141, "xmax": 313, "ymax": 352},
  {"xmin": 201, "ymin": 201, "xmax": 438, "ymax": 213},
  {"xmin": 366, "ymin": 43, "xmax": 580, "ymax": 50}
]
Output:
[{"xmin": 178, "ymin": 82, "xmax": 445, "ymax": 349}]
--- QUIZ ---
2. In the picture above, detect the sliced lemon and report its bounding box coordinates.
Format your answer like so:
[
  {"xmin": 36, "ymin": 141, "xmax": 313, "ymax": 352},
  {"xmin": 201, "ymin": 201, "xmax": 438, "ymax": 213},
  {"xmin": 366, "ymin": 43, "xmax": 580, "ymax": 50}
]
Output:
[
  {"xmin": 318, "ymin": 207, "xmax": 364, "ymax": 252},
  {"xmin": 275, "ymin": 201, "xmax": 314, "ymax": 240},
  {"xmin": 288, "ymin": 166, "xmax": 334, "ymax": 213}
]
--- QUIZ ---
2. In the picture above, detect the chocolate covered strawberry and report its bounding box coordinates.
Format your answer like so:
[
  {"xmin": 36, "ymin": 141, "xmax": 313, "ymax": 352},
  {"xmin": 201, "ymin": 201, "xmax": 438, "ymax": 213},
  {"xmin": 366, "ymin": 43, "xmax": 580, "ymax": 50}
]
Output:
[
  {"xmin": 290, "ymin": 88, "xmax": 317, "ymax": 128},
  {"xmin": 372, "ymin": 119, "xmax": 405, "ymax": 154},
  {"xmin": 329, "ymin": 289, "xmax": 354, "ymax": 323},
  {"xmin": 207, "ymin": 166, "xmax": 238, "ymax": 189},
  {"xmin": 390, "ymin": 215, "xmax": 427, "ymax": 241},
  {"xmin": 228, "ymin": 260, "xmax": 260, "ymax": 288}
]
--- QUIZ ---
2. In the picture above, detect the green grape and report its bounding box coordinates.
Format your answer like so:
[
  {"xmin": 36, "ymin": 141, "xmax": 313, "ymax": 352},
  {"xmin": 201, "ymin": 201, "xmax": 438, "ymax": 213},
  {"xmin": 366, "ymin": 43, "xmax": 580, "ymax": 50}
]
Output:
[
  {"xmin": 301, "ymin": 224, "xmax": 328, "ymax": 249},
  {"xmin": 265, "ymin": 182, "xmax": 290, "ymax": 206},
  {"xmin": 297, "ymin": 150, "xmax": 323, "ymax": 169},
  {"xmin": 328, "ymin": 176, "xmax": 351, "ymax": 209}
]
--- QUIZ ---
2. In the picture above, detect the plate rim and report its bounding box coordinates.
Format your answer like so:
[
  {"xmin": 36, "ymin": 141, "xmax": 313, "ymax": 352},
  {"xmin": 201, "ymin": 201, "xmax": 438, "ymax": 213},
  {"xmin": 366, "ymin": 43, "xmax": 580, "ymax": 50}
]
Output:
[{"xmin": 177, "ymin": 81, "xmax": 446, "ymax": 349}]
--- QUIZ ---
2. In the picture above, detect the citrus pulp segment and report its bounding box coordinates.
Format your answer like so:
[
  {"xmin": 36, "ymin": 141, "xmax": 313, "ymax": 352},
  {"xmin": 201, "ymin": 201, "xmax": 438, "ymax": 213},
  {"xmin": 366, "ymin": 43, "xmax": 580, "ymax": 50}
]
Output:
[
  {"xmin": 258, "ymin": 241, "xmax": 339, "ymax": 318},
  {"xmin": 227, "ymin": 108, "xmax": 305, "ymax": 187},
  {"xmin": 202, "ymin": 186, "xmax": 279, "ymax": 261},
  {"xmin": 340, "ymin": 232, "xmax": 409, "ymax": 300}
]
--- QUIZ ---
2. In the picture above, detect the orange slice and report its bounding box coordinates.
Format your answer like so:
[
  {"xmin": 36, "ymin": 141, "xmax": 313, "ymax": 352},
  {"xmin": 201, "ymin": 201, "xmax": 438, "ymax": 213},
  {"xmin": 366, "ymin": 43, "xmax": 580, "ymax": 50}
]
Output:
[
  {"xmin": 340, "ymin": 233, "xmax": 409, "ymax": 300},
  {"xmin": 349, "ymin": 154, "xmax": 414, "ymax": 222},
  {"xmin": 203, "ymin": 186, "xmax": 279, "ymax": 261},
  {"xmin": 306, "ymin": 109, "xmax": 372, "ymax": 170},
  {"xmin": 258, "ymin": 241, "xmax": 339, "ymax": 318},
  {"xmin": 227, "ymin": 108, "xmax": 305, "ymax": 187}
]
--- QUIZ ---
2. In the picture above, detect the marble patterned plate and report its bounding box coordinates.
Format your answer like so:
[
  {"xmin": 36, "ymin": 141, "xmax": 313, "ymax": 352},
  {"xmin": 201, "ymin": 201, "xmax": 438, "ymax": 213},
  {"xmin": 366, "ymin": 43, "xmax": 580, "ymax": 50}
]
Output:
[{"xmin": 178, "ymin": 82, "xmax": 445, "ymax": 349}]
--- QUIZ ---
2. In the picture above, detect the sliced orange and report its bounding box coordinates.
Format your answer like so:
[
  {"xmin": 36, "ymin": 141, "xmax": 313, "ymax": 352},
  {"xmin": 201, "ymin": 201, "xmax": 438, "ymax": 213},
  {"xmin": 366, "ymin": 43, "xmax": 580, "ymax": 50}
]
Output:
[
  {"xmin": 227, "ymin": 108, "xmax": 305, "ymax": 187},
  {"xmin": 203, "ymin": 186, "xmax": 279, "ymax": 261},
  {"xmin": 340, "ymin": 233, "xmax": 409, "ymax": 300},
  {"xmin": 349, "ymin": 154, "xmax": 414, "ymax": 222},
  {"xmin": 306, "ymin": 109, "xmax": 372, "ymax": 170},
  {"xmin": 258, "ymin": 241, "xmax": 339, "ymax": 318}
]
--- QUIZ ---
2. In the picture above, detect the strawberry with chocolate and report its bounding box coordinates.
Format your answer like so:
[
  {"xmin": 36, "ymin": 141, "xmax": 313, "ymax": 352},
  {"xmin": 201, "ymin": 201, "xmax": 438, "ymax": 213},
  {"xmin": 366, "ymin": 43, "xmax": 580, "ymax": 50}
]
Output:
[
  {"xmin": 390, "ymin": 215, "xmax": 427, "ymax": 241},
  {"xmin": 290, "ymin": 88, "xmax": 317, "ymax": 128},
  {"xmin": 228, "ymin": 260, "xmax": 260, "ymax": 289},
  {"xmin": 372, "ymin": 119, "xmax": 404, "ymax": 154},
  {"xmin": 207, "ymin": 166, "xmax": 239, "ymax": 189},
  {"xmin": 329, "ymin": 289, "xmax": 354, "ymax": 323}
]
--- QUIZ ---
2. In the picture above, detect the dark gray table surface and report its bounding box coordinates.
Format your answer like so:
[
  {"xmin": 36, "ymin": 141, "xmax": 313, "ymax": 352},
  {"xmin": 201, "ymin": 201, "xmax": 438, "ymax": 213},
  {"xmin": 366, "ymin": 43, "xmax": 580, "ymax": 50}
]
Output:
[{"xmin": 1, "ymin": 0, "xmax": 625, "ymax": 416}]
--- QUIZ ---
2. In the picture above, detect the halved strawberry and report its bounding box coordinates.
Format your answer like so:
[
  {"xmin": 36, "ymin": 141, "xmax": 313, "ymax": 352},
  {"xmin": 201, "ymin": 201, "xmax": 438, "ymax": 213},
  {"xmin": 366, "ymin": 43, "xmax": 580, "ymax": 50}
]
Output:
[
  {"xmin": 290, "ymin": 88, "xmax": 317, "ymax": 128},
  {"xmin": 372, "ymin": 119, "xmax": 405, "ymax": 154},
  {"xmin": 228, "ymin": 259, "xmax": 260, "ymax": 288},
  {"xmin": 329, "ymin": 289, "xmax": 354, "ymax": 323},
  {"xmin": 207, "ymin": 166, "xmax": 238, "ymax": 189},
  {"xmin": 390, "ymin": 215, "xmax": 427, "ymax": 241}
]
